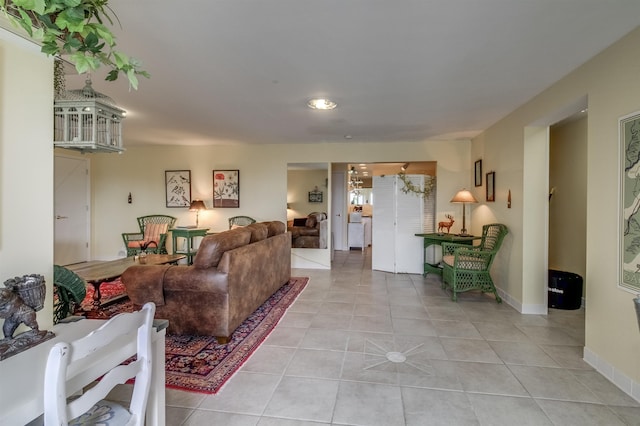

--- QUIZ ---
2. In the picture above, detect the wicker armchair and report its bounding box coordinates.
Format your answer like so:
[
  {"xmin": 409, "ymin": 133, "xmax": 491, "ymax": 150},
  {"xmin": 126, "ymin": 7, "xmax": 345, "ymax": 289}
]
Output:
[
  {"xmin": 122, "ymin": 215, "xmax": 177, "ymax": 256},
  {"xmin": 53, "ymin": 265, "xmax": 86, "ymax": 324},
  {"xmin": 228, "ymin": 215, "xmax": 256, "ymax": 229},
  {"xmin": 441, "ymin": 223, "xmax": 508, "ymax": 302}
]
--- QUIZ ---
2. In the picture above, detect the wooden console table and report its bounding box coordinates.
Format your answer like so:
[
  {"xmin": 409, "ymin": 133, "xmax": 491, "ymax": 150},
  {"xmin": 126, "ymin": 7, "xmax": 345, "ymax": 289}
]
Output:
[
  {"xmin": 170, "ymin": 227, "xmax": 209, "ymax": 264},
  {"xmin": 66, "ymin": 254, "xmax": 185, "ymax": 318},
  {"xmin": 415, "ymin": 233, "xmax": 478, "ymax": 276}
]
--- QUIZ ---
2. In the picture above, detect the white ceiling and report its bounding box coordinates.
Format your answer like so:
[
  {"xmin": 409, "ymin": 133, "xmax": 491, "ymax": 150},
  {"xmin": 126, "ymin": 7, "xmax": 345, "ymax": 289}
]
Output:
[{"xmin": 63, "ymin": 0, "xmax": 640, "ymax": 147}]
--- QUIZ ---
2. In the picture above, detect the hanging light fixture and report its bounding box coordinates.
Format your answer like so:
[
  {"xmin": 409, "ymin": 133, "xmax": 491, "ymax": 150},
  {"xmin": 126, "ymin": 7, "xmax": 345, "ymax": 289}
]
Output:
[{"xmin": 54, "ymin": 75, "xmax": 126, "ymax": 153}]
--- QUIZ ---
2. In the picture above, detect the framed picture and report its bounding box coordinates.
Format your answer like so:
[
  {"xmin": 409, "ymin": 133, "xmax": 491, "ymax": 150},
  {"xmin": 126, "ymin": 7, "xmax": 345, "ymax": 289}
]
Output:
[
  {"xmin": 486, "ymin": 171, "xmax": 495, "ymax": 202},
  {"xmin": 620, "ymin": 110, "xmax": 640, "ymax": 292},
  {"xmin": 475, "ymin": 160, "xmax": 483, "ymax": 187},
  {"xmin": 213, "ymin": 170, "xmax": 240, "ymax": 208},
  {"xmin": 308, "ymin": 190, "xmax": 323, "ymax": 203},
  {"xmin": 165, "ymin": 170, "xmax": 191, "ymax": 208}
]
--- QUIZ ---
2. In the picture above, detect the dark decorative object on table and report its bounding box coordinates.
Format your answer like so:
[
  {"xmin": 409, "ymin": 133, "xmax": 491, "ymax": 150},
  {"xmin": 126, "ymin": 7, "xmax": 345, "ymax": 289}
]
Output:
[
  {"xmin": 0, "ymin": 274, "xmax": 55, "ymax": 360},
  {"xmin": 438, "ymin": 214, "xmax": 455, "ymax": 234}
]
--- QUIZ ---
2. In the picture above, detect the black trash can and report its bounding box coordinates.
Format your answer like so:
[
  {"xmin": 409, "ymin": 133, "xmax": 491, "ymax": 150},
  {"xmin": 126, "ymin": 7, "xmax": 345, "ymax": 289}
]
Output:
[{"xmin": 548, "ymin": 269, "xmax": 583, "ymax": 310}]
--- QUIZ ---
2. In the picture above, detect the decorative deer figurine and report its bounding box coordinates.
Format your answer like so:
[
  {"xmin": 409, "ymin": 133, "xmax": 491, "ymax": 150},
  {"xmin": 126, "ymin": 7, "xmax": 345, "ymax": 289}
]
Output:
[{"xmin": 438, "ymin": 214, "xmax": 455, "ymax": 234}]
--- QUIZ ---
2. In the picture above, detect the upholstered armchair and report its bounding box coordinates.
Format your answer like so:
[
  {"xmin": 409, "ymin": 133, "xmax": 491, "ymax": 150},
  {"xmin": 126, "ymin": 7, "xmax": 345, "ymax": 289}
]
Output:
[
  {"xmin": 440, "ymin": 223, "xmax": 508, "ymax": 302},
  {"xmin": 122, "ymin": 215, "xmax": 177, "ymax": 256}
]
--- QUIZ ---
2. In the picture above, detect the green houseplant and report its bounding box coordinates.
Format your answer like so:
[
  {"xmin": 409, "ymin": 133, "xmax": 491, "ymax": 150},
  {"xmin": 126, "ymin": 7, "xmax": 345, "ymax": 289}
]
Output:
[{"xmin": 0, "ymin": 0, "xmax": 148, "ymax": 89}]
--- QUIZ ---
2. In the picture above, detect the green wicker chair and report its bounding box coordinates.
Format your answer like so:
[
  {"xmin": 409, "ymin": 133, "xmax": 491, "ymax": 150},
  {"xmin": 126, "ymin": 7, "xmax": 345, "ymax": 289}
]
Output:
[
  {"xmin": 53, "ymin": 265, "xmax": 87, "ymax": 324},
  {"xmin": 228, "ymin": 215, "xmax": 256, "ymax": 229},
  {"xmin": 122, "ymin": 214, "xmax": 177, "ymax": 256},
  {"xmin": 441, "ymin": 223, "xmax": 508, "ymax": 303}
]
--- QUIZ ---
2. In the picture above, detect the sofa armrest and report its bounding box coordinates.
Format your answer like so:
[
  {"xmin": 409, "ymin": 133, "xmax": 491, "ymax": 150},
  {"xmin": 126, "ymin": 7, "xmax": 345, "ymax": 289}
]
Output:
[
  {"xmin": 121, "ymin": 264, "xmax": 172, "ymax": 306},
  {"xmin": 318, "ymin": 219, "xmax": 328, "ymax": 249}
]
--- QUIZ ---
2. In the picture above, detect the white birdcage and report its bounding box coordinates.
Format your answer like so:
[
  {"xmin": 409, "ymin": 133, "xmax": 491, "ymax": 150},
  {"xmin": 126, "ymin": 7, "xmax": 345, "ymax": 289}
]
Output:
[{"xmin": 54, "ymin": 78, "xmax": 126, "ymax": 153}]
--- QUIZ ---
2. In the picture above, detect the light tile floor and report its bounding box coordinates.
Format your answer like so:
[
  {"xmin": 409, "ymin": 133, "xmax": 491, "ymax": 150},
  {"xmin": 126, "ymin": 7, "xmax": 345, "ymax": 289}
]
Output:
[{"xmin": 128, "ymin": 248, "xmax": 640, "ymax": 425}]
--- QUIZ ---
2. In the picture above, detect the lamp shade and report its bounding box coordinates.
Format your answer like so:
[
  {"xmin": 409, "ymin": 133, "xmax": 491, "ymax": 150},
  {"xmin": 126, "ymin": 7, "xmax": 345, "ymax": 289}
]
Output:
[
  {"xmin": 450, "ymin": 189, "xmax": 478, "ymax": 204},
  {"xmin": 189, "ymin": 200, "xmax": 206, "ymax": 211}
]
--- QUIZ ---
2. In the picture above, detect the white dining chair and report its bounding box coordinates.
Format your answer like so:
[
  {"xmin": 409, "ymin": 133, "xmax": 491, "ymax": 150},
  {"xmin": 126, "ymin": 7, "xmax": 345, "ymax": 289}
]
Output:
[{"xmin": 43, "ymin": 302, "xmax": 156, "ymax": 426}]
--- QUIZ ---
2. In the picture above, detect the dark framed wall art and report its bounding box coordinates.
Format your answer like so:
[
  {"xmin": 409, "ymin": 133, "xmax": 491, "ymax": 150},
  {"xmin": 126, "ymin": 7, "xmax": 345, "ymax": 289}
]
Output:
[
  {"xmin": 213, "ymin": 169, "xmax": 240, "ymax": 208},
  {"xmin": 475, "ymin": 160, "xmax": 483, "ymax": 187},
  {"xmin": 486, "ymin": 171, "xmax": 495, "ymax": 202},
  {"xmin": 165, "ymin": 170, "xmax": 191, "ymax": 207},
  {"xmin": 308, "ymin": 189, "xmax": 323, "ymax": 203},
  {"xmin": 620, "ymin": 110, "xmax": 640, "ymax": 292}
]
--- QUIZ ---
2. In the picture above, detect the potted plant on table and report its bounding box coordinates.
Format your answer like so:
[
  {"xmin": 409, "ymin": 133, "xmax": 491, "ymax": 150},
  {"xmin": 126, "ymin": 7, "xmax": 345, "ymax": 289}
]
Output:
[{"xmin": 0, "ymin": 0, "xmax": 148, "ymax": 89}]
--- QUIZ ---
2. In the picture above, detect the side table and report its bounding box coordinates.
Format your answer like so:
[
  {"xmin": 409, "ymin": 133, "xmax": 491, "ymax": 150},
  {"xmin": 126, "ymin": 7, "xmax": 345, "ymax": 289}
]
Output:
[
  {"xmin": 170, "ymin": 228, "xmax": 209, "ymax": 264},
  {"xmin": 415, "ymin": 233, "xmax": 478, "ymax": 276}
]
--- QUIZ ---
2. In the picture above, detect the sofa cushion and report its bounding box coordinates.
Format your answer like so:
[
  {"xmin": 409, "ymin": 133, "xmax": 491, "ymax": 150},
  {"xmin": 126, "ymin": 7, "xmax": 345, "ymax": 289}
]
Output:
[
  {"xmin": 193, "ymin": 228, "xmax": 251, "ymax": 269},
  {"xmin": 266, "ymin": 221, "xmax": 285, "ymax": 237},
  {"xmin": 143, "ymin": 222, "xmax": 168, "ymax": 243},
  {"xmin": 305, "ymin": 215, "xmax": 317, "ymax": 229},
  {"xmin": 122, "ymin": 264, "xmax": 171, "ymax": 306},
  {"xmin": 292, "ymin": 218, "xmax": 307, "ymax": 227},
  {"xmin": 297, "ymin": 227, "xmax": 319, "ymax": 237},
  {"xmin": 245, "ymin": 223, "xmax": 268, "ymax": 242}
]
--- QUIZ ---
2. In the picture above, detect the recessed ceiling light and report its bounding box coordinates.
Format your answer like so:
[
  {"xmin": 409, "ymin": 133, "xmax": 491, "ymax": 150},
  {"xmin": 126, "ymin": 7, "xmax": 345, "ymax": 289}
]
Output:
[{"xmin": 307, "ymin": 98, "xmax": 337, "ymax": 110}]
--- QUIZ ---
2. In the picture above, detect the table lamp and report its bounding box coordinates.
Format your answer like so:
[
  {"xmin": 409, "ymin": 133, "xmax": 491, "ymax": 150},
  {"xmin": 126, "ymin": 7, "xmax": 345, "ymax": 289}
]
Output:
[
  {"xmin": 189, "ymin": 200, "xmax": 206, "ymax": 228},
  {"xmin": 450, "ymin": 189, "xmax": 478, "ymax": 236}
]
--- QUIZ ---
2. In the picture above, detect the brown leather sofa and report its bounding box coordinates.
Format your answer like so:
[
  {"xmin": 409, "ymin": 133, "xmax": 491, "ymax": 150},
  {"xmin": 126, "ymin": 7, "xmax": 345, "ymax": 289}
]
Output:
[
  {"xmin": 287, "ymin": 212, "xmax": 328, "ymax": 248},
  {"xmin": 121, "ymin": 221, "xmax": 291, "ymax": 342}
]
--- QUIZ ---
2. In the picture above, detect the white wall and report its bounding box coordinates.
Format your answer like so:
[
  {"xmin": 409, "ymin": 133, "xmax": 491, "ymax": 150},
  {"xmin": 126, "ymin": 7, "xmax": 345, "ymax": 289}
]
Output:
[
  {"xmin": 89, "ymin": 141, "xmax": 471, "ymax": 262},
  {"xmin": 0, "ymin": 31, "xmax": 54, "ymax": 332},
  {"xmin": 473, "ymin": 26, "xmax": 640, "ymax": 391},
  {"xmin": 287, "ymin": 169, "xmax": 329, "ymax": 220},
  {"xmin": 549, "ymin": 117, "xmax": 587, "ymax": 283}
]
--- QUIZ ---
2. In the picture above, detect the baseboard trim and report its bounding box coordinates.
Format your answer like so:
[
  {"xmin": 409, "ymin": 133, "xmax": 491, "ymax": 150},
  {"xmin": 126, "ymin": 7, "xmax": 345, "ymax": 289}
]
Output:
[
  {"xmin": 497, "ymin": 287, "xmax": 547, "ymax": 314},
  {"xmin": 584, "ymin": 346, "xmax": 640, "ymax": 402}
]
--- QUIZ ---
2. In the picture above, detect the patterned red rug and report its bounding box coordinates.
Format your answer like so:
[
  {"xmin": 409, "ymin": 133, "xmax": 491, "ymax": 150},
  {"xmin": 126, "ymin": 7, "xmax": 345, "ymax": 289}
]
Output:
[
  {"xmin": 80, "ymin": 279, "xmax": 127, "ymax": 310},
  {"xmin": 106, "ymin": 276, "xmax": 308, "ymax": 394}
]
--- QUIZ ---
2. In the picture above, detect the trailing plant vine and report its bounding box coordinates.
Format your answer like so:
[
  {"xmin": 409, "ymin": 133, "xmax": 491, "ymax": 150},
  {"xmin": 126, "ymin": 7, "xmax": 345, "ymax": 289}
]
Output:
[
  {"xmin": 397, "ymin": 172, "xmax": 436, "ymax": 198},
  {"xmin": 0, "ymin": 0, "xmax": 149, "ymax": 89}
]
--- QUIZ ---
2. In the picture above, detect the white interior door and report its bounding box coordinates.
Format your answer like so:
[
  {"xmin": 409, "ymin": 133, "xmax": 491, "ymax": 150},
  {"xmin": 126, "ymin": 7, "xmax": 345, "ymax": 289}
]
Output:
[
  {"xmin": 331, "ymin": 171, "xmax": 346, "ymax": 251},
  {"xmin": 395, "ymin": 175, "xmax": 425, "ymax": 274},
  {"xmin": 372, "ymin": 175, "xmax": 396, "ymax": 272},
  {"xmin": 54, "ymin": 155, "xmax": 90, "ymax": 265}
]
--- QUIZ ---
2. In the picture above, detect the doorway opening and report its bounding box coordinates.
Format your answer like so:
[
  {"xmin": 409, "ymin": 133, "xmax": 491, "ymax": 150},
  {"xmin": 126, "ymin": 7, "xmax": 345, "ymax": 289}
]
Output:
[{"xmin": 332, "ymin": 162, "xmax": 437, "ymax": 272}]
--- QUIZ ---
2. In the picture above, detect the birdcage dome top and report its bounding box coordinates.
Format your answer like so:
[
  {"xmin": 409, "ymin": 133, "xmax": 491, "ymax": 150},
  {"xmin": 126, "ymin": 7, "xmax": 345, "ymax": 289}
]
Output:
[{"xmin": 55, "ymin": 78, "xmax": 118, "ymax": 107}]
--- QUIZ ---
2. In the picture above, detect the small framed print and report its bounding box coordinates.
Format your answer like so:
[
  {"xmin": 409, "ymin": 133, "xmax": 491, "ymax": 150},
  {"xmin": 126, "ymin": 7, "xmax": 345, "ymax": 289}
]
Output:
[
  {"xmin": 213, "ymin": 170, "xmax": 240, "ymax": 208},
  {"xmin": 308, "ymin": 190, "xmax": 323, "ymax": 203},
  {"xmin": 165, "ymin": 170, "xmax": 191, "ymax": 207},
  {"xmin": 486, "ymin": 171, "xmax": 495, "ymax": 202},
  {"xmin": 475, "ymin": 160, "xmax": 483, "ymax": 187}
]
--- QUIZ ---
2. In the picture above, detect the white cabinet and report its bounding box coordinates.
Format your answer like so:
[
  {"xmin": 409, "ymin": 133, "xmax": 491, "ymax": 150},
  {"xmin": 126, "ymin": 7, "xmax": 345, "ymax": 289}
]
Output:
[
  {"xmin": 348, "ymin": 222, "xmax": 365, "ymax": 249},
  {"xmin": 372, "ymin": 174, "xmax": 430, "ymax": 274},
  {"xmin": 362, "ymin": 216, "xmax": 372, "ymax": 246}
]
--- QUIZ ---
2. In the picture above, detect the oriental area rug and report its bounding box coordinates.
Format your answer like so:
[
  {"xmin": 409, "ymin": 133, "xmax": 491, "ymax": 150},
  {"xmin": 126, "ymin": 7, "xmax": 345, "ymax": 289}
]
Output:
[{"xmin": 98, "ymin": 276, "xmax": 309, "ymax": 394}]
